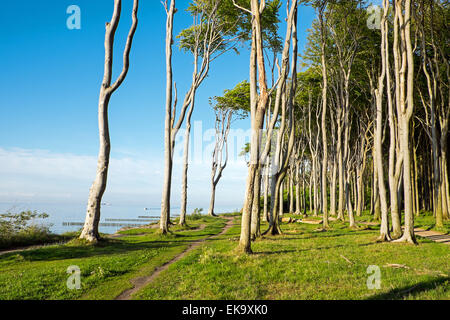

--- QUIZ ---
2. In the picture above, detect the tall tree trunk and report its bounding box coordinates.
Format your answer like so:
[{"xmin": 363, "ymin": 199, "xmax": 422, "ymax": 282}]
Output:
[
  {"xmin": 440, "ymin": 118, "xmax": 449, "ymax": 221},
  {"xmin": 394, "ymin": 0, "xmax": 416, "ymax": 244},
  {"xmin": 313, "ymin": 157, "xmax": 318, "ymax": 217},
  {"xmin": 80, "ymin": 0, "xmax": 139, "ymax": 242},
  {"xmin": 413, "ymin": 139, "xmax": 420, "ymax": 216},
  {"xmin": 295, "ymin": 162, "xmax": 301, "ymax": 214},
  {"xmin": 238, "ymin": 0, "xmax": 271, "ymax": 254},
  {"xmin": 251, "ymin": 168, "xmax": 262, "ymax": 239},
  {"xmin": 386, "ymin": 0, "xmax": 402, "ymax": 237},
  {"xmin": 319, "ymin": 5, "xmax": 329, "ymax": 229},
  {"xmin": 263, "ymin": 160, "xmax": 270, "ymax": 221},
  {"xmin": 208, "ymin": 183, "xmax": 217, "ymax": 217},
  {"xmin": 337, "ymin": 118, "xmax": 345, "ymax": 221},
  {"xmin": 347, "ymin": 174, "xmax": 356, "ymax": 228},
  {"xmin": 180, "ymin": 95, "xmax": 195, "ymax": 225},
  {"xmin": 279, "ymin": 180, "xmax": 284, "ymax": 217},
  {"xmin": 330, "ymin": 156, "xmax": 337, "ymax": 216},
  {"xmin": 374, "ymin": 1, "xmax": 390, "ymax": 242},
  {"xmin": 289, "ymin": 169, "xmax": 294, "ymax": 213},
  {"xmin": 160, "ymin": 0, "xmax": 176, "ymax": 235}
]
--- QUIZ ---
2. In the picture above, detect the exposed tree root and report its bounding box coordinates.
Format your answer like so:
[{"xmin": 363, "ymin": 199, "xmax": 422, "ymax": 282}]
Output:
[
  {"xmin": 79, "ymin": 230, "xmax": 100, "ymax": 243},
  {"xmin": 376, "ymin": 233, "xmax": 392, "ymax": 242},
  {"xmin": 262, "ymin": 223, "xmax": 283, "ymax": 236},
  {"xmin": 236, "ymin": 243, "xmax": 253, "ymax": 254},
  {"xmin": 392, "ymin": 234, "xmax": 418, "ymax": 245},
  {"xmin": 390, "ymin": 231, "xmax": 403, "ymax": 240}
]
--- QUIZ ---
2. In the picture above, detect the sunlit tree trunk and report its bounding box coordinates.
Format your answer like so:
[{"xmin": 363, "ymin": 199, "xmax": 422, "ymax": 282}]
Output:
[
  {"xmin": 386, "ymin": 0, "xmax": 402, "ymax": 237},
  {"xmin": 318, "ymin": 4, "xmax": 329, "ymax": 229},
  {"xmin": 295, "ymin": 161, "xmax": 301, "ymax": 215},
  {"xmin": 393, "ymin": 0, "xmax": 416, "ymax": 244},
  {"xmin": 179, "ymin": 95, "xmax": 195, "ymax": 226},
  {"xmin": 289, "ymin": 169, "xmax": 294, "ymax": 213},
  {"xmin": 251, "ymin": 168, "xmax": 262, "ymax": 239},
  {"xmin": 80, "ymin": 0, "xmax": 139, "ymax": 242},
  {"xmin": 373, "ymin": 0, "xmax": 390, "ymax": 242},
  {"xmin": 263, "ymin": 159, "xmax": 270, "ymax": 221},
  {"xmin": 160, "ymin": 0, "xmax": 176, "ymax": 234},
  {"xmin": 238, "ymin": 0, "xmax": 269, "ymax": 253}
]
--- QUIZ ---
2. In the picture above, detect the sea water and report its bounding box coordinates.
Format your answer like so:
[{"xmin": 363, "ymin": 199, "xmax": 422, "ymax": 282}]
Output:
[{"xmin": 0, "ymin": 202, "xmax": 239, "ymax": 235}]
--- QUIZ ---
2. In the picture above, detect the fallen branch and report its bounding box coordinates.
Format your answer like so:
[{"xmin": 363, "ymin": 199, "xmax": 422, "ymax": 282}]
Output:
[
  {"xmin": 340, "ymin": 254, "xmax": 354, "ymax": 265},
  {"xmin": 384, "ymin": 263, "xmax": 410, "ymax": 269}
]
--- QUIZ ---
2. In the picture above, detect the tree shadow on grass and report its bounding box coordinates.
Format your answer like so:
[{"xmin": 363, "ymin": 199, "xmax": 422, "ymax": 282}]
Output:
[
  {"xmin": 366, "ymin": 277, "xmax": 449, "ymax": 300},
  {"xmin": 0, "ymin": 237, "xmax": 198, "ymax": 263},
  {"xmin": 252, "ymin": 249, "xmax": 298, "ymax": 255},
  {"xmin": 294, "ymin": 230, "xmax": 375, "ymax": 241},
  {"xmin": 252, "ymin": 244, "xmax": 348, "ymax": 255},
  {"xmin": 0, "ymin": 224, "xmax": 230, "ymax": 263}
]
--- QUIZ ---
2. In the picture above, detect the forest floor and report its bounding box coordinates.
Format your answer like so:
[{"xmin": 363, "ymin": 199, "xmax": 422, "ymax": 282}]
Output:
[{"xmin": 0, "ymin": 211, "xmax": 448, "ymax": 300}]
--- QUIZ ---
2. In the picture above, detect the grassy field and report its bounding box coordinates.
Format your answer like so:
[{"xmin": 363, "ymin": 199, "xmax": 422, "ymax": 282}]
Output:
[
  {"xmin": 0, "ymin": 216, "xmax": 225, "ymax": 300},
  {"xmin": 0, "ymin": 212, "xmax": 448, "ymax": 300}
]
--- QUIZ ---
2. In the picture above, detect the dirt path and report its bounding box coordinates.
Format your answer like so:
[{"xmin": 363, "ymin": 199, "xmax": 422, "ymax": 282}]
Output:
[
  {"xmin": 410, "ymin": 228, "xmax": 450, "ymax": 244},
  {"xmin": 115, "ymin": 216, "xmax": 234, "ymax": 300},
  {"xmin": 357, "ymin": 221, "xmax": 450, "ymax": 244}
]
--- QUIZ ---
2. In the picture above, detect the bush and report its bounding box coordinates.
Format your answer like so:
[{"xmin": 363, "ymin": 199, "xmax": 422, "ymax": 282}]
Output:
[
  {"xmin": 0, "ymin": 210, "xmax": 60, "ymax": 249},
  {"xmin": 188, "ymin": 208, "xmax": 204, "ymax": 221}
]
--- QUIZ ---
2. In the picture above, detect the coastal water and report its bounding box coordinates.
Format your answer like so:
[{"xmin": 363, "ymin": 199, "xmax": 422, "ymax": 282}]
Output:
[{"xmin": 0, "ymin": 202, "xmax": 239, "ymax": 235}]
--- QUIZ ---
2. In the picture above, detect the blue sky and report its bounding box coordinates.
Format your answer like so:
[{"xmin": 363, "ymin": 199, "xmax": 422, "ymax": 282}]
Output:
[{"xmin": 0, "ymin": 1, "xmax": 316, "ymax": 212}]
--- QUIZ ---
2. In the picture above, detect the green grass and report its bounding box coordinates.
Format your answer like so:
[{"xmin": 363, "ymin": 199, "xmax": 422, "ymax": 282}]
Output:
[
  {"xmin": 134, "ymin": 214, "xmax": 449, "ymax": 300},
  {"xmin": 0, "ymin": 215, "xmax": 225, "ymax": 300},
  {"xmin": 0, "ymin": 212, "xmax": 448, "ymax": 300},
  {"xmin": 285, "ymin": 210, "xmax": 450, "ymax": 234}
]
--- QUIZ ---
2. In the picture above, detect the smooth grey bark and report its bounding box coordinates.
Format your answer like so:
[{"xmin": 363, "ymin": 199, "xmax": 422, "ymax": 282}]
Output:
[
  {"xmin": 208, "ymin": 108, "xmax": 232, "ymax": 217},
  {"xmin": 295, "ymin": 160, "xmax": 301, "ymax": 215},
  {"xmin": 160, "ymin": 0, "xmax": 177, "ymax": 234},
  {"xmin": 318, "ymin": 4, "xmax": 329, "ymax": 229},
  {"xmin": 238, "ymin": 0, "xmax": 298, "ymax": 246},
  {"xmin": 330, "ymin": 106, "xmax": 337, "ymax": 217},
  {"xmin": 250, "ymin": 168, "xmax": 262, "ymax": 238},
  {"xmin": 162, "ymin": 0, "xmax": 222, "ymax": 231},
  {"xmin": 263, "ymin": 157, "xmax": 270, "ymax": 221},
  {"xmin": 385, "ymin": 0, "xmax": 402, "ymax": 237},
  {"xmin": 237, "ymin": 0, "xmax": 268, "ymax": 253},
  {"xmin": 356, "ymin": 122, "xmax": 370, "ymax": 217},
  {"xmin": 80, "ymin": 0, "xmax": 139, "ymax": 242},
  {"xmin": 179, "ymin": 0, "xmax": 235, "ymax": 225},
  {"xmin": 179, "ymin": 94, "xmax": 195, "ymax": 226},
  {"xmin": 264, "ymin": 1, "xmax": 298, "ymax": 236},
  {"xmin": 279, "ymin": 179, "xmax": 284, "ymax": 216},
  {"xmin": 345, "ymin": 130, "xmax": 357, "ymax": 228},
  {"xmin": 393, "ymin": 0, "xmax": 417, "ymax": 244},
  {"xmin": 372, "ymin": 0, "xmax": 390, "ymax": 241},
  {"xmin": 289, "ymin": 168, "xmax": 294, "ymax": 213}
]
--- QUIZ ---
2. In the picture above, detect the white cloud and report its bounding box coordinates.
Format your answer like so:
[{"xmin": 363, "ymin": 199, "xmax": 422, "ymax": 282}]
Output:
[{"xmin": 0, "ymin": 147, "xmax": 247, "ymax": 210}]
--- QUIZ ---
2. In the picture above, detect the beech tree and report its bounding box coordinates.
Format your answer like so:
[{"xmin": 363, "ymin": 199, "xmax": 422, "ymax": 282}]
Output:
[
  {"xmin": 208, "ymin": 107, "xmax": 233, "ymax": 216},
  {"xmin": 161, "ymin": 0, "xmax": 249, "ymax": 230},
  {"xmin": 80, "ymin": 0, "xmax": 139, "ymax": 242},
  {"xmin": 232, "ymin": 0, "xmax": 285, "ymax": 253}
]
